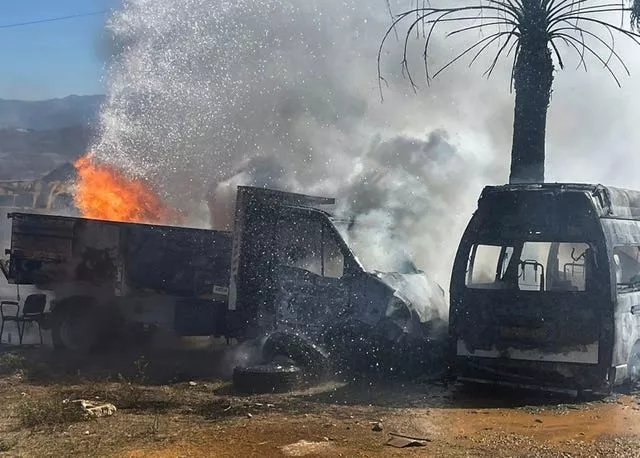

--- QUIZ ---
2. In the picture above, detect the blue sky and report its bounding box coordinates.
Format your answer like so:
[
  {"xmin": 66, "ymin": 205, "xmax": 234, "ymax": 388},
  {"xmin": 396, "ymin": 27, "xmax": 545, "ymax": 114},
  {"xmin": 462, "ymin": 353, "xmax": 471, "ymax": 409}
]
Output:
[{"xmin": 0, "ymin": 0, "xmax": 120, "ymax": 100}]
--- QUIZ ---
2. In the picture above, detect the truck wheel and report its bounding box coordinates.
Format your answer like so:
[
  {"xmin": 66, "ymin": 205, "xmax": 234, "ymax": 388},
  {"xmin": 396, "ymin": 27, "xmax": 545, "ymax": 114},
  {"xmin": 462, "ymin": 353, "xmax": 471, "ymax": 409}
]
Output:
[
  {"xmin": 262, "ymin": 332, "xmax": 330, "ymax": 378},
  {"xmin": 233, "ymin": 364, "xmax": 302, "ymax": 394},
  {"xmin": 51, "ymin": 303, "xmax": 101, "ymax": 356}
]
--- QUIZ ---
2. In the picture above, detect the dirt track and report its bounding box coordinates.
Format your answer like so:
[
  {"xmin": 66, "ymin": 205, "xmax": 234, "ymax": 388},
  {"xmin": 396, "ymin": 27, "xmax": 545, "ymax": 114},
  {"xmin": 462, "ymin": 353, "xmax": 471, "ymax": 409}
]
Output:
[{"xmin": 2, "ymin": 347, "xmax": 640, "ymax": 457}]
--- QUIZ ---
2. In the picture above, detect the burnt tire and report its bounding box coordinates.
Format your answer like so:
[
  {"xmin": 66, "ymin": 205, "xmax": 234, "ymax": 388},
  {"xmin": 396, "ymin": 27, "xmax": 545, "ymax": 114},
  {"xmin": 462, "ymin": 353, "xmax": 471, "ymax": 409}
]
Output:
[
  {"xmin": 233, "ymin": 364, "xmax": 302, "ymax": 394},
  {"xmin": 262, "ymin": 332, "xmax": 330, "ymax": 377}
]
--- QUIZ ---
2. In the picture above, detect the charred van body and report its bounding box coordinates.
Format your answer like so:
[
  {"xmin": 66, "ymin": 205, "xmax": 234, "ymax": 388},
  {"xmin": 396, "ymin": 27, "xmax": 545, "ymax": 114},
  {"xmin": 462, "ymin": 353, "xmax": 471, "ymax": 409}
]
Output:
[{"xmin": 450, "ymin": 183, "xmax": 640, "ymax": 395}]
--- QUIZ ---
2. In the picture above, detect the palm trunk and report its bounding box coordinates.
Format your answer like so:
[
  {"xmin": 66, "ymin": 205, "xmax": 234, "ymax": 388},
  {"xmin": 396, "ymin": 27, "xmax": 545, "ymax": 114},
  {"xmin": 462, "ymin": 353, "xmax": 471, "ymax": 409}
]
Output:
[{"xmin": 509, "ymin": 31, "xmax": 554, "ymax": 184}]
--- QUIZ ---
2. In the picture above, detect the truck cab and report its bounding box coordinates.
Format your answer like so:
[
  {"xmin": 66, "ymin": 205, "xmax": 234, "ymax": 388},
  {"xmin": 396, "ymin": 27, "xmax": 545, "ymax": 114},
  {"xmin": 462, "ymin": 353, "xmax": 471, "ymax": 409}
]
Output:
[{"xmin": 229, "ymin": 187, "xmax": 447, "ymax": 370}]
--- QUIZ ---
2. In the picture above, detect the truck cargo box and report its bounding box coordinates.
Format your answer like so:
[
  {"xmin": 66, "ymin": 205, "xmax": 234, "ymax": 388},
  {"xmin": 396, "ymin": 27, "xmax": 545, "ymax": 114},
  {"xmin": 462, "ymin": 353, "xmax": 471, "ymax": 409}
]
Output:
[{"xmin": 5, "ymin": 212, "xmax": 232, "ymax": 299}]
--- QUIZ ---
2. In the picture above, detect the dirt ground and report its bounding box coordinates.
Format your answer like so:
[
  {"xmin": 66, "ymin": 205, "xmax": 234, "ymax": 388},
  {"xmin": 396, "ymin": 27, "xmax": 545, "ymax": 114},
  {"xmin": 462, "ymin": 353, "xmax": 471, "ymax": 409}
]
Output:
[{"xmin": 2, "ymin": 345, "xmax": 640, "ymax": 457}]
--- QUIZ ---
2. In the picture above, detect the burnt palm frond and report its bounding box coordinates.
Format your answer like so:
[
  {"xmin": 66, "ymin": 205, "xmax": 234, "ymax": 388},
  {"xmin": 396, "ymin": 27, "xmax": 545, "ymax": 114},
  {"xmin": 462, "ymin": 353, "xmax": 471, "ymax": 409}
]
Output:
[
  {"xmin": 430, "ymin": 29, "xmax": 516, "ymax": 79},
  {"xmin": 553, "ymin": 31, "xmax": 623, "ymax": 83},
  {"xmin": 378, "ymin": 0, "xmax": 640, "ymax": 96}
]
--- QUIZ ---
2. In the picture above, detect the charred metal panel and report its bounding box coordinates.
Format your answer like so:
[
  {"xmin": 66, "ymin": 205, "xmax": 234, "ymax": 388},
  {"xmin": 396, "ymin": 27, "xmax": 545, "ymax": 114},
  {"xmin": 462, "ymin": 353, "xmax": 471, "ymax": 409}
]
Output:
[
  {"xmin": 349, "ymin": 273, "xmax": 393, "ymax": 327},
  {"xmin": 601, "ymin": 218, "xmax": 640, "ymax": 245},
  {"xmin": 455, "ymin": 290, "xmax": 600, "ymax": 353},
  {"xmin": 236, "ymin": 186, "xmax": 335, "ymax": 208},
  {"xmin": 474, "ymin": 189, "xmax": 600, "ymax": 242},
  {"xmin": 601, "ymin": 218, "xmax": 640, "ymax": 368},
  {"xmin": 228, "ymin": 187, "xmax": 248, "ymax": 312},
  {"xmin": 457, "ymin": 340, "xmax": 599, "ymax": 364},
  {"xmin": 229, "ymin": 189, "xmax": 280, "ymax": 335},
  {"xmin": 7, "ymin": 213, "xmax": 121, "ymax": 289},
  {"xmin": 604, "ymin": 187, "xmax": 640, "ymax": 219},
  {"xmin": 74, "ymin": 219, "xmax": 120, "ymax": 287},
  {"xmin": 10, "ymin": 213, "xmax": 74, "ymax": 262},
  {"xmin": 480, "ymin": 183, "xmax": 640, "ymax": 220},
  {"xmin": 7, "ymin": 212, "xmax": 232, "ymax": 299},
  {"xmin": 456, "ymin": 357, "xmax": 610, "ymax": 392},
  {"xmin": 125, "ymin": 224, "xmax": 231, "ymax": 297},
  {"xmin": 8, "ymin": 213, "xmax": 75, "ymax": 284},
  {"xmin": 375, "ymin": 271, "xmax": 446, "ymax": 325},
  {"xmin": 612, "ymin": 292, "xmax": 640, "ymax": 368}
]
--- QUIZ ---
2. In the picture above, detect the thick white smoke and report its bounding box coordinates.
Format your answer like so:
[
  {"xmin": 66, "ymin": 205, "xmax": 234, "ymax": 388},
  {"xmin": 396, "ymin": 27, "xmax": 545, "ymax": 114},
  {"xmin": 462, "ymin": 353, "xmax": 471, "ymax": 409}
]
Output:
[
  {"xmin": 92, "ymin": 0, "xmax": 640, "ymax": 289},
  {"xmin": 93, "ymin": 0, "xmax": 509, "ymax": 289}
]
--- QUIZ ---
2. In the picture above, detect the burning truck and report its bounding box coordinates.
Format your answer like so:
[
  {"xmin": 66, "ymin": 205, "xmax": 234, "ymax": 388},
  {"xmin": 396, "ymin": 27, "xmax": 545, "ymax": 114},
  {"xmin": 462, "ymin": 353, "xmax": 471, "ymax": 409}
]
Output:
[{"xmin": 1, "ymin": 183, "xmax": 447, "ymax": 391}]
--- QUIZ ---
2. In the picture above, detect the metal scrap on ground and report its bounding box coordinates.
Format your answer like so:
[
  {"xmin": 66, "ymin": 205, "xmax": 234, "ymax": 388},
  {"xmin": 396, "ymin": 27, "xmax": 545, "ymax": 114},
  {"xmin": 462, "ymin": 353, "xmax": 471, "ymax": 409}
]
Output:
[{"xmin": 385, "ymin": 432, "xmax": 431, "ymax": 448}]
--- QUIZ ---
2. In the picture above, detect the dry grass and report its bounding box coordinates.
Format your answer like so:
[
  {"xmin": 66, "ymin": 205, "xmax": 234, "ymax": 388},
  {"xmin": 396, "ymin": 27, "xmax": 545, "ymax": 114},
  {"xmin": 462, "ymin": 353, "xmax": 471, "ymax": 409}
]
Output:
[
  {"xmin": 0, "ymin": 349, "xmax": 56, "ymax": 381},
  {"xmin": 0, "ymin": 352, "xmax": 26, "ymax": 374},
  {"xmin": 16, "ymin": 396, "xmax": 86, "ymax": 428}
]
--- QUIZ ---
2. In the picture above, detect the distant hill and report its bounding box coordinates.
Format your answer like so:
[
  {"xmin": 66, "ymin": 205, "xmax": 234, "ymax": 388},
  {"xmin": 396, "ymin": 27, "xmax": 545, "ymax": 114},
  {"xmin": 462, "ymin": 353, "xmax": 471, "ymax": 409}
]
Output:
[
  {"xmin": 0, "ymin": 95, "xmax": 103, "ymax": 179},
  {"xmin": 0, "ymin": 95, "xmax": 104, "ymax": 131}
]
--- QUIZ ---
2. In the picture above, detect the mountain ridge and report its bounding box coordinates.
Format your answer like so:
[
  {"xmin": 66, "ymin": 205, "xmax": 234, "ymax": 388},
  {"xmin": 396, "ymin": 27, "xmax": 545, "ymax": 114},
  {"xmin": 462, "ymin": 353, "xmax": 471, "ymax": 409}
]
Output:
[{"xmin": 0, "ymin": 94, "xmax": 105, "ymax": 131}]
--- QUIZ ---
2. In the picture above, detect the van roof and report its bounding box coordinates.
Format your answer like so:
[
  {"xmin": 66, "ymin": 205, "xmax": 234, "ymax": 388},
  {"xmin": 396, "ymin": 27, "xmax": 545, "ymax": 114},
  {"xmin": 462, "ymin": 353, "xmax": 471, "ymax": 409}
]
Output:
[{"xmin": 480, "ymin": 183, "xmax": 640, "ymax": 220}]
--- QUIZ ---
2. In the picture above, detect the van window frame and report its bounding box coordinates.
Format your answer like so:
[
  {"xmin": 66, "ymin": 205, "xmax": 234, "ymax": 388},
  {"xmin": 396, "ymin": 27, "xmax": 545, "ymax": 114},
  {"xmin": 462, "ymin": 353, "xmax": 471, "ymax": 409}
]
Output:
[{"xmin": 465, "ymin": 240, "xmax": 593, "ymax": 293}]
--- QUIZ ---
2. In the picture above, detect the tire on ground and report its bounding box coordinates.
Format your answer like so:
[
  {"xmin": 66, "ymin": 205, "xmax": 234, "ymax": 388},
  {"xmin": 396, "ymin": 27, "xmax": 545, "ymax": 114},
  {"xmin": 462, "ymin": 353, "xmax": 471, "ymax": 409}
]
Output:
[
  {"xmin": 262, "ymin": 332, "xmax": 330, "ymax": 377},
  {"xmin": 233, "ymin": 364, "xmax": 302, "ymax": 394}
]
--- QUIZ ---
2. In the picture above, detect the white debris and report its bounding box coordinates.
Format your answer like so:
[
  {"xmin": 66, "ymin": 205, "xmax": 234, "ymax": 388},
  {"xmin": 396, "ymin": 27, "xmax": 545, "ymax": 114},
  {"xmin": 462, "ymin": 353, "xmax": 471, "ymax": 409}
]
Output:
[{"xmin": 71, "ymin": 400, "xmax": 117, "ymax": 418}]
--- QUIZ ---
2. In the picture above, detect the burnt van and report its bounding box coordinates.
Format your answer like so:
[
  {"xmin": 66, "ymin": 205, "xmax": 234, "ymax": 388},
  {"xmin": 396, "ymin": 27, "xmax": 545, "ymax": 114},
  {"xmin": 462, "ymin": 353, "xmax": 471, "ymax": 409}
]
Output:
[{"xmin": 450, "ymin": 183, "xmax": 640, "ymax": 395}]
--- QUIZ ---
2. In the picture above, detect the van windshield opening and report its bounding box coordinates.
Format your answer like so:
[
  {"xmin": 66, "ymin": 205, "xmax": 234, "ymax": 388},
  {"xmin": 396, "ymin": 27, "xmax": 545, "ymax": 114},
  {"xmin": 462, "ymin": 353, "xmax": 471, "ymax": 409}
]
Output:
[{"xmin": 466, "ymin": 241, "xmax": 591, "ymax": 292}]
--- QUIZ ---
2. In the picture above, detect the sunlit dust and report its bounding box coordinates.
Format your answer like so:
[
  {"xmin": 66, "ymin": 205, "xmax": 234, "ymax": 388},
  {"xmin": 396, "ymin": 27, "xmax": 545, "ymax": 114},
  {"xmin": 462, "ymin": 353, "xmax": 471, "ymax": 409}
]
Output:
[{"xmin": 74, "ymin": 154, "xmax": 176, "ymax": 224}]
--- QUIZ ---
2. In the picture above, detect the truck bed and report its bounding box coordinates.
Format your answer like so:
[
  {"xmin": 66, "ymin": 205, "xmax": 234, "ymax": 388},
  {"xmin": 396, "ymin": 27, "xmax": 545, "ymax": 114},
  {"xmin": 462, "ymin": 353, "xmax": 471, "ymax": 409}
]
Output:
[{"xmin": 5, "ymin": 212, "xmax": 232, "ymax": 298}]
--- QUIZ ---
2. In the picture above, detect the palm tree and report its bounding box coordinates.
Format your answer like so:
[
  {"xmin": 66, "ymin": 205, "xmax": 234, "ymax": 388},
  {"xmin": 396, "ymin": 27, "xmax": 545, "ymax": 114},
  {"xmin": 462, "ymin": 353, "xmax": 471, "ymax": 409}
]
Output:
[{"xmin": 379, "ymin": 0, "xmax": 640, "ymax": 183}]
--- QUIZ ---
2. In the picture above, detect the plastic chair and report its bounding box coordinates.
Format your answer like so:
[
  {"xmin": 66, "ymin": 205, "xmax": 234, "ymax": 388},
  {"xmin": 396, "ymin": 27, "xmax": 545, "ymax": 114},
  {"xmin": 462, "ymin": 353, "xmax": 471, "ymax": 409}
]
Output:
[{"xmin": 0, "ymin": 294, "xmax": 47, "ymax": 345}]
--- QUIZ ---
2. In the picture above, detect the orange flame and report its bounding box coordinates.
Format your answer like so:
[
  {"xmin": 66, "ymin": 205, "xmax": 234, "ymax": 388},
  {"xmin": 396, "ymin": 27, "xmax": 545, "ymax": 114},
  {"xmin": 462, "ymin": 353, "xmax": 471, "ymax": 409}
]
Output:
[{"xmin": 74, "ymin": 154, "xmax": 175, "ymax": 224}]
